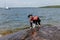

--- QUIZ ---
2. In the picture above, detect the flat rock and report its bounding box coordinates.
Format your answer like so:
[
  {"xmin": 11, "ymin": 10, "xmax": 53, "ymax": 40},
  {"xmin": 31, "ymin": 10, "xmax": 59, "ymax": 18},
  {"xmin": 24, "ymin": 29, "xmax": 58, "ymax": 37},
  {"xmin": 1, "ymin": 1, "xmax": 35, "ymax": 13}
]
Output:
[{"xmin": 0, "ymin": 24, "xmax": 60, "ymax": 40}]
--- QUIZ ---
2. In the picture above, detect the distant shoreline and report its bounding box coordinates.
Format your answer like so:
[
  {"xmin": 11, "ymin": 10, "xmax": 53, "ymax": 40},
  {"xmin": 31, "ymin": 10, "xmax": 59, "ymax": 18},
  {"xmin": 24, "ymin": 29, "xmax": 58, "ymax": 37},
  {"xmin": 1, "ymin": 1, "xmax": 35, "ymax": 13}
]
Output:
[
  {"xmin": 40, "ymin": 5, "xmax": 60, "ymax": 8},
  {"xmin": 0, "ymin": 5, "xmax": 60, "ymax": 8}
]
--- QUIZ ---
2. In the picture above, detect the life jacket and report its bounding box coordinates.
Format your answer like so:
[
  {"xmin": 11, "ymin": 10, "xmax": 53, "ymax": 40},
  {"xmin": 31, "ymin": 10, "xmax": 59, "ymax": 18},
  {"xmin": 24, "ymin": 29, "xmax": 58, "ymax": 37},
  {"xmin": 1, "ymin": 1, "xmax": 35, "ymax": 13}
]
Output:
[
  {"xmin": 33, "ymin": 16, "xmax": 38, "ymax": 20},
  {"xmin": 30, "ymin": 16, "xmax": 39, "ymax": 21}
]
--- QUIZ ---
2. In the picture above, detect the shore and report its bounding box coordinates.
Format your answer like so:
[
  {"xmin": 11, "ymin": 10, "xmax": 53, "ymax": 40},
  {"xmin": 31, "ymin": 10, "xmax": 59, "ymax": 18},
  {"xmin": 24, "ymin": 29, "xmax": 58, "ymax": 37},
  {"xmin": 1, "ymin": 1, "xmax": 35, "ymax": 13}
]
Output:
[
  {"xmin": 0, "ymin": 24, "xmax": 60, "ymax": 36},
  {"xmin": 0, "ymin": 26, "xmax": 30, "ymax": 36},
  {"xmin": 0, "ymin": 24, "xmax": 60, "ymax": 40}
]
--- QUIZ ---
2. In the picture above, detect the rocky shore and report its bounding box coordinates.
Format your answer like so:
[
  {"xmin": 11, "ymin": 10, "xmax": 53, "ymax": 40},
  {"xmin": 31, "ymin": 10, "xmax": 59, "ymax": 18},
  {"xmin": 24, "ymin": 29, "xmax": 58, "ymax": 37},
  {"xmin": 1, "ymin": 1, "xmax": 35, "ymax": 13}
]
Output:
[{"xmin": 0, "ymin": 24, "xmax": 60, "ymax": 40}]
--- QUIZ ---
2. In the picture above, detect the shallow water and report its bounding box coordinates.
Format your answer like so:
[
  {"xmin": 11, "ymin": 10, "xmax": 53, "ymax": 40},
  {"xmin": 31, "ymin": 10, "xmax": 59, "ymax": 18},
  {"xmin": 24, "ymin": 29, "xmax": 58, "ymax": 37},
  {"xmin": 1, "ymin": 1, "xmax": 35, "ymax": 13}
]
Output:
[{"xmin": 0, "ymin": 8, "xmax": 60, "ymax": 30}]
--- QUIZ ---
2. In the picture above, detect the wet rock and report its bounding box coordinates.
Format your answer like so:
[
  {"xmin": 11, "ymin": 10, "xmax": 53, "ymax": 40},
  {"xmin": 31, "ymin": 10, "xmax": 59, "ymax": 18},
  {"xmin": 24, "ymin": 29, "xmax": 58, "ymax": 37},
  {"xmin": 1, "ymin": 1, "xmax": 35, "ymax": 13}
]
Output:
[{"xmin": 0, "ymin": 24, "xmax": 60, "ymax": 40}]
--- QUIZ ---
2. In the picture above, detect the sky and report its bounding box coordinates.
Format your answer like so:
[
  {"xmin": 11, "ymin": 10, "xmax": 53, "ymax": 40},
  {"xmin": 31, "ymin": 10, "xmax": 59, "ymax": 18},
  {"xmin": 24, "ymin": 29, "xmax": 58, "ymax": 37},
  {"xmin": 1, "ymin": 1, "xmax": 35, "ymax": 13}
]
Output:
[{"xmin": 0, "ymin": 0, "xmax": 60, "ymax": 7}]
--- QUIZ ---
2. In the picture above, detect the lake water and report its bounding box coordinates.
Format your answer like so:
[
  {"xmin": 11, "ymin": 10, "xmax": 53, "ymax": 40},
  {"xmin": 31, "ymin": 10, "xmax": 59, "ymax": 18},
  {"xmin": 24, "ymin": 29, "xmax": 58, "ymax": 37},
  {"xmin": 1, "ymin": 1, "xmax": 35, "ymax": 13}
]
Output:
[{"xmin": 0, "ymin": 8, "xmax": 60, "ymax": 30}]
